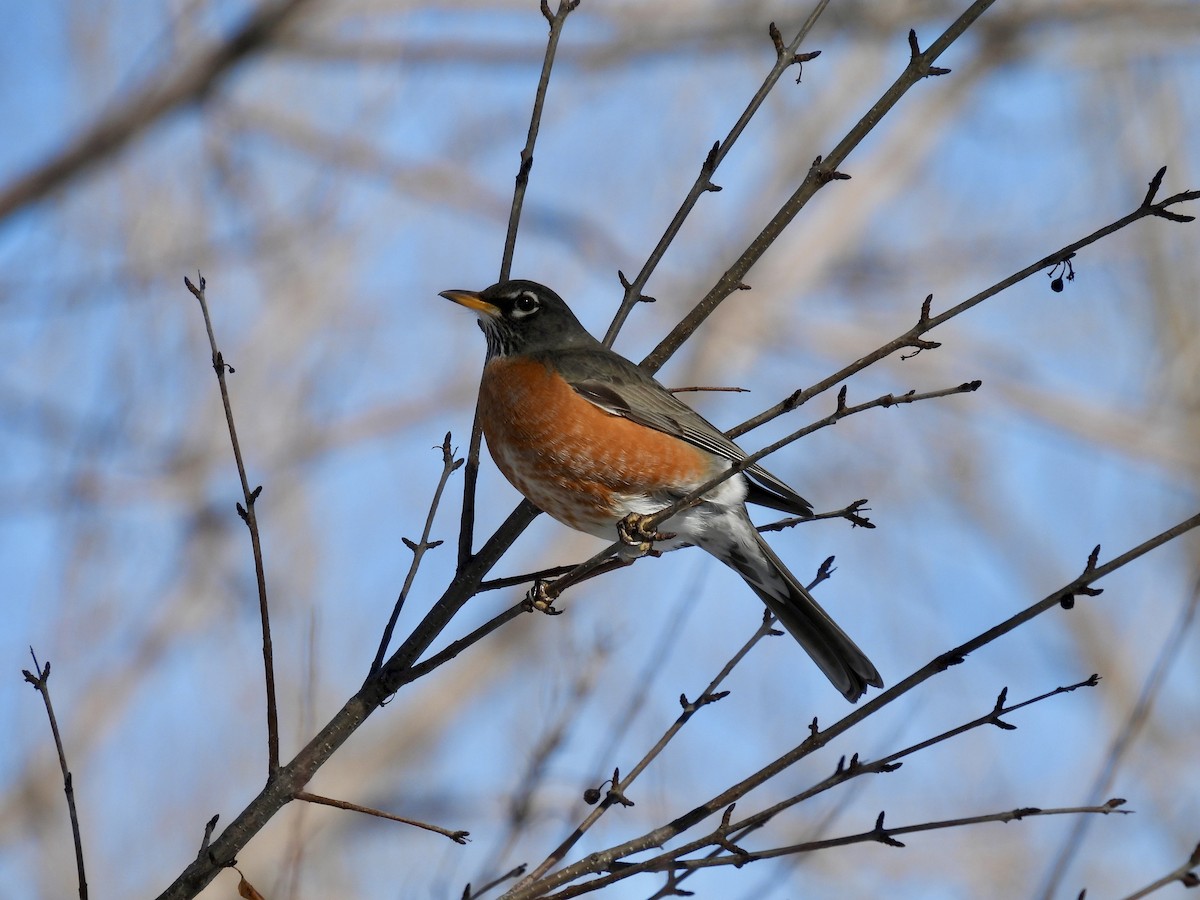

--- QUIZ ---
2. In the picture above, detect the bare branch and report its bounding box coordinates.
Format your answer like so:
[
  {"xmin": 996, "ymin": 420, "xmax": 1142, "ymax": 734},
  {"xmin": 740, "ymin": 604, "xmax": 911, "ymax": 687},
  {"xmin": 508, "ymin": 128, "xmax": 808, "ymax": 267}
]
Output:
[
  {"xmin": 184, "ymin": 274, "xmax": 279, "ymax": 775},
  {"xmin": 295, "ymin": 791, "xmax": 468, "ymax": 844},
  {"xmin": 668, "ymin": 802, "xmax": 1131, "ymax": 873},
  {"xmin": 22, "ymin": 651, "xmax": 88, "ymax": 900}
]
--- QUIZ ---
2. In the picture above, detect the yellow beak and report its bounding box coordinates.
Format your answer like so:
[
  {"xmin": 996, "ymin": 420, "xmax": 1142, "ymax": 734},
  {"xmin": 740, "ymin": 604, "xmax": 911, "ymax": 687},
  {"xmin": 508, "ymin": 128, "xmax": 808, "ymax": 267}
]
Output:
[{"xmin": 439, "ymin": 289, "xmax": 501, "ymax": 318}]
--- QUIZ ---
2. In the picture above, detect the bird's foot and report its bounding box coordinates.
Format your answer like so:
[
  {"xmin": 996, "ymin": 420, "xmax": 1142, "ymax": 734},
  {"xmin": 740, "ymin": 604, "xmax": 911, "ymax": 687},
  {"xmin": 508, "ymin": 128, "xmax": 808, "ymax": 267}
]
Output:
[
  {"xmin": 524, "ymin": 579, "xmax": 564, "ymax": 615},
  {"xmin": 616, "ymin": 513, "xmax": 676, "ymax": 556}
]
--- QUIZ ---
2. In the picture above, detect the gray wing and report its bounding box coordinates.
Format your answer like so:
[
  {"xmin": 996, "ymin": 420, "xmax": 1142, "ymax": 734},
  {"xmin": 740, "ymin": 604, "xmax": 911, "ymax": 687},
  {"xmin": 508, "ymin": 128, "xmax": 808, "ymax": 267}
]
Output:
[{"xmin": 547, "ymin": 348, "xmax": 813, "ymax": 517}]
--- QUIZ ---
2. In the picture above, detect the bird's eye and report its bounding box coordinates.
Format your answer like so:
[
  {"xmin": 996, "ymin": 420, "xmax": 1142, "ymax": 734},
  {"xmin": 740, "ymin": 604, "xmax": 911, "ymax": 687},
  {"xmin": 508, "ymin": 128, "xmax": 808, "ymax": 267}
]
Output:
[{"xmin": 512, "ymin": 292, "xmax": 540, "ymax": 316}]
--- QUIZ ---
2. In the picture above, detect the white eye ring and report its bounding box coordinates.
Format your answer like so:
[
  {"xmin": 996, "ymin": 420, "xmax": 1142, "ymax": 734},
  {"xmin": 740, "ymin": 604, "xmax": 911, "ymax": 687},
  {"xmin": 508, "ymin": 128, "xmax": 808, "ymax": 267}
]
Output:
[{"xmin": 512, "ymin": 292, "xmax": 540, "ymax": 316}]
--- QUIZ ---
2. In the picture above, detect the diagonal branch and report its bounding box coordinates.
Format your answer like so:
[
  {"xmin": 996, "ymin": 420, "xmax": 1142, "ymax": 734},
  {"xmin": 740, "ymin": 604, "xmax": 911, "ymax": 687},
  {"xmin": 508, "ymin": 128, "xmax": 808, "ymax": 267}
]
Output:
[
  {"xmin": 663, "ymin": 676, "xmax": 1101, "ymax": 895},
  {"xmin": 663, "ymin": 802, "xmax": 1131, "ymax": 875}
]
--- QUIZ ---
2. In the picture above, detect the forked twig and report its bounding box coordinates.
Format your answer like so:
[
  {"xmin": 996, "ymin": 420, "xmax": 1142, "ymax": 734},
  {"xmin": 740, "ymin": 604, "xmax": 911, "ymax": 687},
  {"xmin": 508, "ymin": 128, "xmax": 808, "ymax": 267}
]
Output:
[
  {"xmin": 184, "ymin": 273, "xmax": 280, "ymax": 775},
  {"xmin": 536, "ymin": 803, "xmax": 1128, "ymax": 899},
  {"xmin": 665, "ymin": 676, "xmax": 1102, "ymax": 895},
  {"xmin": 23, "ymin": 651, "xmax": 88, "ymax": 900},
  {"xmin": 501, "ymin": 0, "xmax": 580, "ymax": 281}
]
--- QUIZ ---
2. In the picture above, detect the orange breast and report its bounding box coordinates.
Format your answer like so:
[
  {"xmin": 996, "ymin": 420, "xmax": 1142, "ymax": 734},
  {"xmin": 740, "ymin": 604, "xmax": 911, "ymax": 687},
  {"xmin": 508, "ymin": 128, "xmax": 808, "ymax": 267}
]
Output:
[{"xmin": 479, "ymin": 356, "xmax": 714, "ymax": 532}]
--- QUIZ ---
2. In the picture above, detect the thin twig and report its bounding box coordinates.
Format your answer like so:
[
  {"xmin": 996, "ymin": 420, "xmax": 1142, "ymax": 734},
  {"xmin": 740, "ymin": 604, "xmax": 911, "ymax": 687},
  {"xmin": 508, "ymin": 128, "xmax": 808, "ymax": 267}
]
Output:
[
  {"xmin": 184, "ymin": 273, "xmax": 279, "ymax": 775},
  {"xmin": 668, "ymin": 802, "xmax": 1131, "ymax": 873},
  {"xmin": 500, "ymin": 0, "xmax": 579, "ymax": 281},
  {"xmin": 479, "ymin": 564, "xmax": 581, "ymax": 593},
  {"xmin": 22, "ymin": 651, "xmax": 88, "ymax": 900},
  {"xmin": 371, "ymin": 433, "xmax": 463, "ymax": 676},
  {"xmin": 715, "ymin": 677, "xmax": 1102, "ymax": 848},
  {"xmin": 667, "ymin": 385, "xmax": 751, "ymax": 394},
  {"xmin": 602, "ymin": 1, "xmax": 831, "ymax": 347},
  {"xmin": 295, "ymin": 791, "xmax": 469, "ymax": 843},
  {"xmin": 641, "ymin": 2, "xmax": 995, "ymax": 374},
  {"xmin": 758, "ymin": 499, "xmax": 874, "ymax": 532},
  {"xmin": 539, "ymin": 802, "xmax": 1130, "ymax": 899}
]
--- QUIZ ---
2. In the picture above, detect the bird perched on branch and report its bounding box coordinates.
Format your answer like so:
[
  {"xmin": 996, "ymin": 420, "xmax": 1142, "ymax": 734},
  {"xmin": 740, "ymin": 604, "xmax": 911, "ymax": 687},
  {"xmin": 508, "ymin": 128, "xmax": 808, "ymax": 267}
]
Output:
[{"xmin": 441, "ymin": 279, "xmax": 881, "ymax": 702}]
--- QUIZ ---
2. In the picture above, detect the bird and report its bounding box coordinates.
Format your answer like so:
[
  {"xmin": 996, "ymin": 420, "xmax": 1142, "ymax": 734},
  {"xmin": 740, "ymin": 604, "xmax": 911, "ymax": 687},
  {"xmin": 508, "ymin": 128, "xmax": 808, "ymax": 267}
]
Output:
[{"xmin": 440, "ymin": 279, "xmax": 882, "ymax": 702}]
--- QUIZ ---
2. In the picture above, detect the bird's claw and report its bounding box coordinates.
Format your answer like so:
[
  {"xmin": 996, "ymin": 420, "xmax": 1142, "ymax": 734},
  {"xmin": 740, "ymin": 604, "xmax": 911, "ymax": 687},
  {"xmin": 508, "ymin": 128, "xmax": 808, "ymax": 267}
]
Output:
[
  {"xmin": 525, "ymin": 579, "xmax": 564, "ymax": 615},
  {"xmin": 617, "ymin": 513, "xmax": 676, "ymax": 556}
]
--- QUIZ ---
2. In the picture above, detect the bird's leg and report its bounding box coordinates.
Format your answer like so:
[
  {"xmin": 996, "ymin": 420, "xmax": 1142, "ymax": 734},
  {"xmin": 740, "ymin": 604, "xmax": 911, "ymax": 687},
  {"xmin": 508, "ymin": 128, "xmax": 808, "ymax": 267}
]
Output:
[{"xmin": 617, "ymin": 512, "xmax": 676, "ymax": 556}]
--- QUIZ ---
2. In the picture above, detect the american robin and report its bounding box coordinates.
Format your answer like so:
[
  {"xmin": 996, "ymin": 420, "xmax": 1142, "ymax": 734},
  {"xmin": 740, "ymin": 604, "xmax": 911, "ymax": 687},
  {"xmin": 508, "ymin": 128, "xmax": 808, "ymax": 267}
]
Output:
[{"xmin": 441, "ymin": 279, "xmax": 882, "ymax": 702}]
